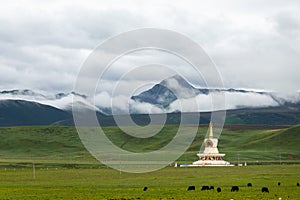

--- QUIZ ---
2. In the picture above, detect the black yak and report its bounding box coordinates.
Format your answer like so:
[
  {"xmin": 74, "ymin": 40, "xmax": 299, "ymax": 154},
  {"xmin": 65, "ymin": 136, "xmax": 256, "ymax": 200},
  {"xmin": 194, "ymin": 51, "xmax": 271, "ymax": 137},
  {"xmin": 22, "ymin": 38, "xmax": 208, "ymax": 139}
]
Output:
[
  {"xmin": 262, "ymin": 187, "xmax": 269, "ymax": 193},
  {"xmin": 187, "ymin": 186, "xmax": 195, "ymax": 191},
  {"xmin": 231, "ymin": 186, "xmax": 239, "ymax": 192},
  {"xmin": 201, "ymin": 186, "xmax": 210, "ymax": 191}
]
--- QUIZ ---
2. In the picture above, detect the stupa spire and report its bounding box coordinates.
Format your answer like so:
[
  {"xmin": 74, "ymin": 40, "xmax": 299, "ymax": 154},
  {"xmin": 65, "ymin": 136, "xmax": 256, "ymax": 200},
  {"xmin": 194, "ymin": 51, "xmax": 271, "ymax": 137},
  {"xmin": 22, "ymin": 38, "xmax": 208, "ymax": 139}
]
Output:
[{"xmin": 209, "ymin": 121, "xmax": 213, "ymax": 138}]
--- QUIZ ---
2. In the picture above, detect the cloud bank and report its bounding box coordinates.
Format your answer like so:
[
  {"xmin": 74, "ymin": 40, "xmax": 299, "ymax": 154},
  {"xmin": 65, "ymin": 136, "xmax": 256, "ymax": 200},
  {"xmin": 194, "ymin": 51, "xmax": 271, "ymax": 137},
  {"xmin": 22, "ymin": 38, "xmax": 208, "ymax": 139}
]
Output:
[{"xmin": 0, "ymin": 0, "xmax": 299, "ymax": 111}]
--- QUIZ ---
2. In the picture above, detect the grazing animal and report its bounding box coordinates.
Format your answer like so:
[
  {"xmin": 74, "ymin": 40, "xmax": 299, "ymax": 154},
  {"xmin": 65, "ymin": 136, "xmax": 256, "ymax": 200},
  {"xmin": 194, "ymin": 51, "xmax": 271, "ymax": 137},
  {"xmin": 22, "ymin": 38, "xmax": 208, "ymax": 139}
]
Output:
[
  {"xmin": 217, "ymin": 187, "xmax": 221, "ymax": 193},
  {"xmin": 247, "ymin": 183, "xmax": 252, "ymax": 187},
  {"xmin": 297, "ymin": 182, "xmax": 299, "ymax": 186},
  {"xmin": 187, "ymin": 186, "xmax": 195, "ymax": 191},
  {"xmin": 143, "ymin": 187, "xmax": 148, "ymax": 191},
  {"xmin": 201, "ymin": 186, "xmax": 210, "ymax": 191},
  {"xmin": 262, "ymin": 187, "xmax": 269, "ymax": 193},
  {"xmin": 231, "ymin": 186, "xmax": 239, "ymax": 192},
  {"xmin": 209, "ymin": 186, "xmax": 214, "ymax": 190},
  {"xmin": 278, "ymin": 182, "xmax": 281, "ymax": 186}
]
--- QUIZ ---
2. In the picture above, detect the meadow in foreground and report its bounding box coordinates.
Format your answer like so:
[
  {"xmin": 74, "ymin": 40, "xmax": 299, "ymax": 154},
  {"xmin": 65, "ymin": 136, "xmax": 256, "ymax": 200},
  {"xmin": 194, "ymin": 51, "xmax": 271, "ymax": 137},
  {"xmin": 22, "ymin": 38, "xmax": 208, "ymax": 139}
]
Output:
[{"xmin": 0, "ymin": 165, "xmax": 299, "ymax": 199}]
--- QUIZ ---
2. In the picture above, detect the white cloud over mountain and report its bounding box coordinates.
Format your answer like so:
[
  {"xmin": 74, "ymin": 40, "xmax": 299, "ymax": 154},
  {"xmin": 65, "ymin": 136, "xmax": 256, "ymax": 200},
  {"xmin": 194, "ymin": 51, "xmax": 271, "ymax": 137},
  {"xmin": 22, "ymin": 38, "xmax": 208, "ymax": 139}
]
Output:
[
  {"xmin": 0, "ymin": 84, "xmax": 299, "ymax": 115},
  {"xmin": 0, "ymin": 0, "xmax": 299, "ymax": 102}
]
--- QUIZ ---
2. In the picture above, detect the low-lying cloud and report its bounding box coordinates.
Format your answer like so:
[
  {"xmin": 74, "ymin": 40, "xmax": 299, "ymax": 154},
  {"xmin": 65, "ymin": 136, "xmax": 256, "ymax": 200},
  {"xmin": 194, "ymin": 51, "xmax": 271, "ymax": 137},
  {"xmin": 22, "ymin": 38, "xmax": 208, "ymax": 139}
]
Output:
[
  {"xmin": 94, "ymin": 90, "xmax": 287, "ymax": 114},
  {"xmin": 0, "ymin": 0, "xmax": 299, "ymax": 99}
]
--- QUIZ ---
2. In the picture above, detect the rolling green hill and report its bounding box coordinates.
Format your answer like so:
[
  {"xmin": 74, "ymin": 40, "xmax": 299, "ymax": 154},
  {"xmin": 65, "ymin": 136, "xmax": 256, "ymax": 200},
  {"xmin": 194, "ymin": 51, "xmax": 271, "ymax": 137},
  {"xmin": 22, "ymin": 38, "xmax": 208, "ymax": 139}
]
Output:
[
  {"xmin": 217, "ymin": 125, "xmax": 300, "ymax": 163},
  {"xmin": 0, "ymin": 125, "xmax": 299, "ymax": 168}
]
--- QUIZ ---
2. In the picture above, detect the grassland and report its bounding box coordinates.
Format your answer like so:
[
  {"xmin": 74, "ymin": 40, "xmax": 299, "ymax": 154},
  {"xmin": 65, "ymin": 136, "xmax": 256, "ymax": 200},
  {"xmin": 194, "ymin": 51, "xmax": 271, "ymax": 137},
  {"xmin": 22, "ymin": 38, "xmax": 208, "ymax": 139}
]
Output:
[
  {"xmin": 0, "ymin": 165, "xmax": 299, "ymax": 199},
  {"xmin": 0, "ymin": 124, "xmax": 299, "ymax": 168},
  {"xmin": 0, "ymin": 125, "xmax": 300, "ymax": 199}
]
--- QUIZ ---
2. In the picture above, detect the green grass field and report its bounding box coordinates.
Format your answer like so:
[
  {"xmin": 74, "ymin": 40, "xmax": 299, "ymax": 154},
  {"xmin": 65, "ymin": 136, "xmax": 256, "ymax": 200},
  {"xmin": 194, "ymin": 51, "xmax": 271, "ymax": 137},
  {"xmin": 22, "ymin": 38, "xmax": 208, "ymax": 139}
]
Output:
[
  {"xmin": 0, "ymin": 124, "xmax": 299, "ymax": 167},
  {"xmin": 0, "ymin": 165, "xmax": 299, "ymax": 199},
  {"xmin": 0, "ymin": 124, "xmax": 300, "ymax": 199}
]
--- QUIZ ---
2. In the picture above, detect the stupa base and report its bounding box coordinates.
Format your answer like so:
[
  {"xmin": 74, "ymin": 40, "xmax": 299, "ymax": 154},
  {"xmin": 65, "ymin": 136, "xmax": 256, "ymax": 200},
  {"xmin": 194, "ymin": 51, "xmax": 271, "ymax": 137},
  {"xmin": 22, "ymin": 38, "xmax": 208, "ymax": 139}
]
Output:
[{"xmin": 190, "ymin": 160, "xmax": 233, "ymax": 166}]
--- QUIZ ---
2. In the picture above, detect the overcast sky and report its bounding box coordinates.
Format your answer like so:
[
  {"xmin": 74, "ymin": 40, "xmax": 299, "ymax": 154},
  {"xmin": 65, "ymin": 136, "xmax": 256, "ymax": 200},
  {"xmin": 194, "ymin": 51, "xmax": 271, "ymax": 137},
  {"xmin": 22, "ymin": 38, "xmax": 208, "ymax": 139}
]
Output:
[{"xmin": 0, "ymin": 0, "xmax": 300, "ymax": 94}]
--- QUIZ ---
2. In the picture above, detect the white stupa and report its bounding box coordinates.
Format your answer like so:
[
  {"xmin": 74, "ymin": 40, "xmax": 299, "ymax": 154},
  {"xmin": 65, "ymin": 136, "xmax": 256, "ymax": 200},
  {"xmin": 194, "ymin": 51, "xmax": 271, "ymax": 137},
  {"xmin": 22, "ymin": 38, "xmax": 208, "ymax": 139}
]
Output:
[{"xmin": 191, "ymin": 122, "xmax": 232, "ymax": 166}]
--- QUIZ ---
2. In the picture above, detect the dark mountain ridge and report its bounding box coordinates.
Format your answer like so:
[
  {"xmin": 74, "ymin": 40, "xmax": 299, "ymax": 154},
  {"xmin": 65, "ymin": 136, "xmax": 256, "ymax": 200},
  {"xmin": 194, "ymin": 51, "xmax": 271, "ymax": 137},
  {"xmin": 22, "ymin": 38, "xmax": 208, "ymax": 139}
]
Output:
[
  {"xmin": 1, "ymin": 98, "xmax": 300, "ymax": 127},
  {"xmin": 0, "ymin": 100, "xmax": 72, "ymax": 126}
]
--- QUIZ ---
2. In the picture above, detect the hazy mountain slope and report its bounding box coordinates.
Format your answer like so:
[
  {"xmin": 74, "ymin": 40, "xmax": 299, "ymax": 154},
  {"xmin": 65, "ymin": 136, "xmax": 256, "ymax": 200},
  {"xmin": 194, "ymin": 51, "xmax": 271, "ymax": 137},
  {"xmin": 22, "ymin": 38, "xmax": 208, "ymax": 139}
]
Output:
[
  {"xmin": 1, "ymin": 98, "xmax": 300, "ymax": 127},
  {"xmin": 225, "ymin": 103, "xmax": 300, "ymax": 125},
  {"xmin": 0, "ymin": 100, "xmax": 71, "ymax": 126}
]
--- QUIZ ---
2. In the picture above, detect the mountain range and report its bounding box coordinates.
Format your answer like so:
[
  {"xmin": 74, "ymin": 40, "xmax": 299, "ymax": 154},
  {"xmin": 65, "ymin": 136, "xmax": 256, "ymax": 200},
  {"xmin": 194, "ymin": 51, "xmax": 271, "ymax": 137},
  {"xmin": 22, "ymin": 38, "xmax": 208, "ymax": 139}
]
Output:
[
  {"xmin": 131, "ymin": 75, "xmax": 298, "ymax": 112},
  {"xmin": 0, "ymin": 75, "xmax": 299, "ymax": 126}
]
